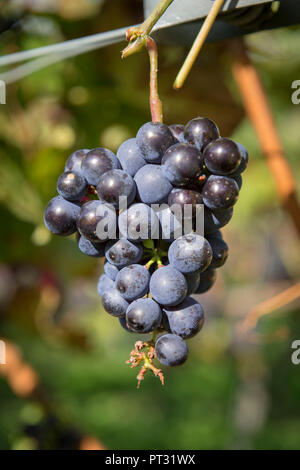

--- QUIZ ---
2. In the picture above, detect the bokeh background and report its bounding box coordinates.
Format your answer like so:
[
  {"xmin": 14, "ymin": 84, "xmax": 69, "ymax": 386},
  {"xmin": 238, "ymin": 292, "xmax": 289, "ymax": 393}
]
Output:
[{"xmin": 0, "ymin": 0, "xmax": 300, "ymax": 450}]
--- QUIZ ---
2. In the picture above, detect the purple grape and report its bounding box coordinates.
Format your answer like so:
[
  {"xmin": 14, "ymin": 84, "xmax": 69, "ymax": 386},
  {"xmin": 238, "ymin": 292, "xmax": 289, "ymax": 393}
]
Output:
[
  {"xmin": 163, "ymin": 297, "xmax": 204, "ymax": 339},
  {"xmin": 77, "ymin": 200, "xmax": 113, "ymax": 242},
  {"xmin": 204, "ymin": 138, "xmax": 241, "ymax": 175},
  {"xmin": 155, "ymin": 334, "xmax": 189, "ymax": 367},
  {"xmin": 194, "ymin": 268, "xmax": 216, "ymax": 294},
  {"xmin": 169, "ymin": 124, "xmax": 185, "ymax": 143},
  {"xmin": 202, "ymin": 175, "xmax": 239, "ymax": 210},
  {"xmin": 65, "ymin": 149, "xmax": 89, "ymax": 173},
  {"xmin": 185, "ymin": 271, "xmax": 201, "ymax": 295},
  {"xmin": 203, "ymin": 206, "xmax": 233, "ymax": 235},
  {"xmin": 168, "ymin": 234, "xmax": 212, "ymax": 274},
  {"xmin": 81, "ymin": 148, "xmax": 120, "ymax": 186},
  {"xmin": 150, "ymin": 266, "xmax": 187, "ymax": 307},
  {"xmin": 126, "ymin": 298, "xmax": 162, "ymax": 333},
  {"xmin": 105, "ymin": 239, "xmax": 143, "ymax": 267},
  {"xmin": 134, "ymin": 164, "xmax": 173, "ymax": 205},
  {"xmin": 184, "ymin": 117, "xmax": 220, "ymax": 151},
  {"xmin": 206, "ymin": 234, "xmax": 228, "ymax": 268},
  {"xmin": 78, "ymin": 235, "xmax": 105, "ymax": 257},
  {"xmin": 136, "ymin": 122, "xmax": 175, "ymax": 163},
  {"xmin": 96, "ymin": 169, "xmax": 136, "ymax": 208},
  {"xmin": 116, "ymin": 138, "xmax": 146, "ymax": 177},
  {"xmin": 102, "ymin": 289, "xmax": 129, "ymax": 317},
  {"xmin": 115, "ymin": 264, "xmax": 150, "ymax": 301},
  {"xmin": 44, "ymin": 196, "xmax": 80, "ymax": 236},
  {"xmin": 97, "ymin": 274, "xmax": 115, "ymax": 296},
  {"xmin": 168, "ymin": 188, "xmax": 202, "ymax": 220},
  {"xmin": 161, "ymin": 143, "xmax": 204, "ymax": 186},
  {"xmin": 57, "ymin": 170, "xmax": 87, "ymax": 201},
  {"xmin": 104, "ymin": 262, "xmax": 119, "ymax": 281},
  {"xmin": 118, "ymin": 203, "xmax": 159, "ymax": 241}
]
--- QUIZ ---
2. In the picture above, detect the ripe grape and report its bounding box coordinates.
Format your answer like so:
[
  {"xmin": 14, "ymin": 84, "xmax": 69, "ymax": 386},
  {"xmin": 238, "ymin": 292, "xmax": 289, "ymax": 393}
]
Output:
[
  {"xmin": 119, "ymin": 317, "xmax": 134, "ymax": 333},
  {"xmin": 77, "ymin": 200, "xmax": 109, "ymax": 242},
  {"xmin": 207, "ymin": 234, "xmax": 228, "ymax": 268},
  {"xmin": 102, "ymin": 289, "xmax": 129, "ymax": 317},
  {"xmin": 184, "ymin": 117, "xmax": 219, "ymax": 151},
  {"xmin": 163, "ymin": 297, "xmax": 204, "ymax": 339},
  {"xmin": 126, "ymin": 298, "xmax": 162, "ymax": 333},
  {"xmin": 185, "ymin": 270, "xmax": 201, "ymax": 295},
  {"xmin": 105, "ymin": 239, "xmax": 143, "ymax": 267},
  {"xmin": 162, "ymin": 143, "xmax": 204, "ymax": 186},
  {"xmin": 116, "ymin": 138, "xmax": 146, "ymax": 177},
  {"xmin": 78, "ymin": 235, "xmax": 105, "ymax": 257},
  {"xmin": 204, "ymin": 138, "xmax": 241, "ymax": 175},
  {"xmin": 115, "ymin": 264, "xmax": 150, "ymax": 301},
  {"xmin": 57, "ymin": 170, "xmax": 87, "ymax": 201},
  {"xmin": 44, "ymin": 196, "xmax": 80, "ymax": 236},
  {"xmin": 202, "ymin": 175, "xmax": 239, "ymax": 210},
  {"xmin": 134, "ymin": 164, "xmax": 173, "ymax": 205},
  {"xmin": 150, "ymin": 266, "xmax": 187, "ymax": 307},
  {"xmin": 104, "ymin": 262, "xmax": 119, "ymax": 281},
  {"xmin": 168, "ymin": 188, "xmax": 202, "ymax": 220},
  {"xmin": 155, "ymin": 334, "xmax": 189, "ymax": 367},
  {"xmin": 97, "ymin": 274, "xmax": 115, "ymax": 296},
  {"xmin": 168, "ymin": 234, "xmax": 212, "ymax": 274},
  {"xmin": 231, "ymin": 142, "xmax": 249, "ymax": 175},
  {"xmin": 65, "ymin": 149, "xmax": 89, "ymax": 173},
  {"xmin": 118, "ymin": 203, "xmax": 159, "ymax": 241},
  {"xmin": 203, "ymin": 206, "xmax": 233, "ymax": 235},
  {"xmin": 169, "ymin": 124, "xmax": 185, "ymax": 143},
  {"xmin": 96, "ymin": 169, "xmax": 136, "ymax": 207},
  {"xmin": 194, "ymin": 268, "xmax": 216, "ymax": 294},
  {"xmin": 81, "ymin": 147, "xmax": 120, "ymax": 186},
  {"xmin": 157, "ymin": 206, "xmax": 183, "ymax": 243},
  {"xmin": 232, "ymin": 173, "xmax": 243, "ymax": 189},
  {"xmin": 136, "ymin": 122, "xmax": 175, "ymax": 163}
]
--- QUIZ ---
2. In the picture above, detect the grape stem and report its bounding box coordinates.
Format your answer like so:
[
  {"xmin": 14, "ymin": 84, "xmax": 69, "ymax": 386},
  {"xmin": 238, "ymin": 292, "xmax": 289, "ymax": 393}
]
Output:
[
  {"xmin": 146, "ymin": 37, "xmax": 163, "ymax": 123},
  {"xmin": 121, "ymin": 0, "xmax": 174, "ymax": 58},
  {"xmin": 173, "ymin": 0, "xmax": 224, "ymax": 89}
]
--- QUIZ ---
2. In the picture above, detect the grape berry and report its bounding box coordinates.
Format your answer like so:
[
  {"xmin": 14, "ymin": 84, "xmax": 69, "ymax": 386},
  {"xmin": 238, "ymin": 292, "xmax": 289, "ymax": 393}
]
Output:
[{"xmin": 44, "ymin": 116, "xmax": 249, "ymax": 387}]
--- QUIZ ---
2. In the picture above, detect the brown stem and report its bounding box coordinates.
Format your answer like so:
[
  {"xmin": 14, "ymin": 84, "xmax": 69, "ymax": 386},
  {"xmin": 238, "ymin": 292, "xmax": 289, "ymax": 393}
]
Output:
[{"xmin": 146, "ymin": 36, "xmax": 163, "ymax": 123}]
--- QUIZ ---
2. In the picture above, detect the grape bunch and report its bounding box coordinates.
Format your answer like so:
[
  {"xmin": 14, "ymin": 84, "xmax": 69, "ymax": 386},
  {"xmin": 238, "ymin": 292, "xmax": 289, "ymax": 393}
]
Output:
[{"xmin": 44, "ymin": 117, "xmax": 248, "ymax": 387}]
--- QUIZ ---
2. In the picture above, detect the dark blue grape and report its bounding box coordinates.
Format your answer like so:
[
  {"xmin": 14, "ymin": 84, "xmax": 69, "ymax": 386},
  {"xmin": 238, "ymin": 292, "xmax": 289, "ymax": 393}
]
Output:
[
  {"xmin": 232, "ymin": 173, "xmax": 243, "ymax": 190},
  {"xmin": 163, "ymin": 297, "xmax": 204, "ymax": 339},
  {"xmin": 97, "ymin": 274, "xmax": 115, "ymax": 296},
  {"xmin": 118, "ymin": 203, "xmax": 159, "ymax": 241},
  {"xmin": 104, "ymin": 262, "xmax": 119, "ymax": 281},
  {"xmin": 115, "ymin": 264, "xmax": 150, "ymax": 301},
  {"xmin": 202, "ymin": 175, "xmax": 239, "ymax": 210},
  {"xmin": 150, "ymin": 266, "xmax": 187, "ymax": 307},
  {"xmin": 168, "ymin": 234, "xmax": 212, "ymax": 274},
  {"xmin": 57, "ymin": 170, "xmax": 87, "ymax": 201},
  {"xmin": 81, "ymin": 147, "xmax": 120, "ymax": 186},
  {"xmin": 44, "ymin": 196, "xmax": 80, "ymax": 236},
  {"xmin": 194, "ymin": 268, "xmax": 216, "ymax": 293},
  {"xmin": 77, "ymin": 200, "xmax": 113, "ymax": 242},
  {"xmin": 162, "ymin": 143, "xmax": 204, "ymax": 187},
  {"xmin": 203, "ymin": 206, "xmax": 233, "ymax": 235},
  {"xmin": 105, "ymin": 239, "xmax": 143, "ymax": 267},
  {"xmin": 158, "ymin": 207, "xmax": 183, "ymax": 243},
  {"xmin": 185, "ymin": 270, "xmax": 201, "ymax": 295},
  {"xmin": 204, "ymin": 138, "xmax": 241, "ymax": 175},
  {"xmin": 65, "ymin": 149, "xmax": 89, "ymax": 173},
  {"xmin": 169, "ymin": 124, "xmax": 185, "ymax": 143},
  {"xmin": 102, "ymin": 289, "xmax": 129, "ymax": 317},
  {"xmin": 184, "ymin": 117, "xmax": 220, "ymax": 151},
  {"xmin": 78, "ymin": 235, "xmax": 105, "ymax": 257},
  {"xmin": 126, "ymin": 298, "xmax": 162, "ymax": 333},
  {"xmin": 136, "ymin": 122, "xmax": 175, "ymax": 163},
  {"xmin": 134, "ymin": 164, "xmax": 173, "ymax": 205},
  {"xmin": 168, "ymin": 188, "xmax": 202, "ymax": 220},
  {"xmin": 96, "ymin": 169, "xmax": 136, "ymax": 207},
  {"xmin": 155, "ymin": 334, "xmax": 188, "ymax": 367},
  {"xmin": 119, "ymin": 317, "xmax": 135, "ymax": 333},
  {"xmin": 116, "ymin": 138, "xmax": 146, "ymax": 177},
  {"xmin": 231, "ymin": 142, "xmax": 249, "ymax": 176},
  {"xmin": 207, "ymin": 234, "xmax": 228, "ymax": 268}
]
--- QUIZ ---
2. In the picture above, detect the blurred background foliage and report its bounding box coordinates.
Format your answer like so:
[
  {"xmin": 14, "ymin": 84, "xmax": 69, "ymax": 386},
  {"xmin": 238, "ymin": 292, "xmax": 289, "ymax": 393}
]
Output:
[{"xmin": 0, "ymin": 0, "xmax": 299, "ymax": 450}]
